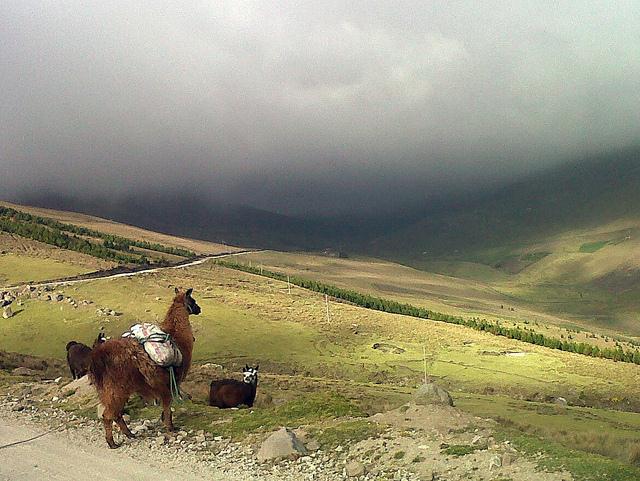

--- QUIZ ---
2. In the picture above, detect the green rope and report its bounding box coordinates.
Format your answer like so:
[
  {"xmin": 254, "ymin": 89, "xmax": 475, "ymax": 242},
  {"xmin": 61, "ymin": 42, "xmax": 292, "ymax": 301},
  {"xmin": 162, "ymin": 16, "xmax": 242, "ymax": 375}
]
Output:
[{"xmin": 168, "ymin": 366, "xmax": 183, "ymax": 403}]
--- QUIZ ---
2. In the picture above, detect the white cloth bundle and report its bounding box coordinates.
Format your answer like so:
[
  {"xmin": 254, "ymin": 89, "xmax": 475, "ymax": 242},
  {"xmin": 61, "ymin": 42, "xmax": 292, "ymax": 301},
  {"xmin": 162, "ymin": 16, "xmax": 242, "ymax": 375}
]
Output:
[{"xmin": 122, "ymin": 323, "xmax": 183, "ymax": 367}]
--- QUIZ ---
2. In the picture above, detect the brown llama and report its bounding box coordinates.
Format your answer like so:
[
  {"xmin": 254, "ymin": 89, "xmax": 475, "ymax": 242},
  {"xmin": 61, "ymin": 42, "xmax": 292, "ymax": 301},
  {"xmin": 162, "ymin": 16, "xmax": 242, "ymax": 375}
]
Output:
[{"xmin": 89, "ymin": 288, "xmax": 200, "ymax": 448}]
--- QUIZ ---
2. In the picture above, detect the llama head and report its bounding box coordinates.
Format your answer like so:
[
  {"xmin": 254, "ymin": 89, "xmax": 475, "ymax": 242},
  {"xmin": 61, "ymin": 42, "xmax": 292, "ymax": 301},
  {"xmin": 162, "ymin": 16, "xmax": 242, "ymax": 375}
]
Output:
[
  {"xmin": 93, "ymin": 331, "xmax": 108, "ymax": 348},
  {"xmin": 243, "ymin": 364, "xmax": 259, "ymax": 385},
  {"xmin": 174, "ymin": 287, "xmax": 201, "ymax": 315}
]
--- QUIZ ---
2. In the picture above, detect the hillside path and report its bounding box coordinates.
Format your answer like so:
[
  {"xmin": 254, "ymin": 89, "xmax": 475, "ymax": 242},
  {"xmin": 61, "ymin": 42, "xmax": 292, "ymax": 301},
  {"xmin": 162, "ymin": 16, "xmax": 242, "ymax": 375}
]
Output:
[
  {"xmin": 0, "ymin": 416, "xmax": 220, "ymax": 481},
  {"xmin": 1, "ymin": 249, "xmax": 259, "ymax": 291}
]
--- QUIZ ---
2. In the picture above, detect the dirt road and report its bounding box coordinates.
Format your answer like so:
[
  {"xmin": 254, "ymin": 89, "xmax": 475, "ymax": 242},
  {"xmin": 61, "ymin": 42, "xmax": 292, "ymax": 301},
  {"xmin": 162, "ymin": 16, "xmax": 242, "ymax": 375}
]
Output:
[
  {"xmin": 0, "ymin": 416, "xmax": 218, "ymax": 481},
  {"xmin": 1, "ymin": 249, "xmax": 259, "ymax": 291}
]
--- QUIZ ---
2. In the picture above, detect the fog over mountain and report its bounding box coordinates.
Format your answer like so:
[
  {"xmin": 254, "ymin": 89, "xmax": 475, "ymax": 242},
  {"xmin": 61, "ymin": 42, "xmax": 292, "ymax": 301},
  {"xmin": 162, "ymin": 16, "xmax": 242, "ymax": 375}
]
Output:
[{"xmin": 2, "ymin": 2, "xmax": 640, "ymax": 217}]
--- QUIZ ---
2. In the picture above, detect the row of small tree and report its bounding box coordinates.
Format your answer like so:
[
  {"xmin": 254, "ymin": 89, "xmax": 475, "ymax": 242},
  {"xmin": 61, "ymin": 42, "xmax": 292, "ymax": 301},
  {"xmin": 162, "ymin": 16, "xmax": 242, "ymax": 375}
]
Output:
[
  {"xmin": 0, "ymin": 206, "xmax": 196, "ymax": 259},
  {"xmin": 216, "ymin": 260, "xmax": 640, "ymax": 366},
  {"xmin": 0, "ymin": 216, "xmax": 146, "ymax": 264}
]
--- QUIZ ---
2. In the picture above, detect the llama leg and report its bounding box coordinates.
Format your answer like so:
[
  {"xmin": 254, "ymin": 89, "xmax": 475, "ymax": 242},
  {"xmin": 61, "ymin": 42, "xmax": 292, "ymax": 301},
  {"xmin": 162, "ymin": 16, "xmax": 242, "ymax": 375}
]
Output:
[
  {"xmin": 102, "ymin": 393, "xmax": 127, "ymax": 448},
  {"xmin": 116, "ymin": 415, "xmax": 135, "ymax": 439},
  {"xmin": 161, "ymin": 395, "xmax": 174, "ymax": 432},
  {"xmin": 102, "ymin": 417, "xmax": 118, "ymax": 449}
]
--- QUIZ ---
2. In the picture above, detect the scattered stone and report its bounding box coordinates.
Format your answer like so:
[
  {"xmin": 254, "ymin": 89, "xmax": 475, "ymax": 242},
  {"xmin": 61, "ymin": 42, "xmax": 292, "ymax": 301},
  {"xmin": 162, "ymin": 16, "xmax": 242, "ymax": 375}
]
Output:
[
  {"xmin": 502, "ymin": 452, "xmax": 517, "ymax": 466},
  {"xmin": 371, "ymin": 342, "xmax": 405, "ymax": 354},
  {"xmin": 305, "ymin": 439, "xmax": 320, "ymax": 451},
  {"xmin": 489, "ymin": 454, "xmax": 502, "ymax": 470},
  {"xmin": 2, "ymin": 306, "xmax": 13, "ymax": 319},
  {"xmin": 54, "ymin": 294, "xmax": 64, "ymax": 302},
  {"xmin": 257, "ymin": 427, "xmax": 308, "ymax": 462},
  {"xmin": 345, "ymin": 460, "xmax": 366, "ymax": 477},
  {"xmin": 11, "ymin": 367, "xmax": 40, "ymax": 376},
  {"xmin": 414, "ymin": 382, "xmax": 454, "ymax": 407},
  {"xmin": 554, "ymin": 397, "xmax": 568, "ymax": 407}
]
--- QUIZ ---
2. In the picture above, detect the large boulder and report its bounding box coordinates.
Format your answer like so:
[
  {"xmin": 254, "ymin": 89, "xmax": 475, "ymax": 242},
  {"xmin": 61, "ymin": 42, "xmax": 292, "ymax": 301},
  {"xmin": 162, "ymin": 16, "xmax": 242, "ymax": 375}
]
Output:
[
  {"xmin": 257, "ymin": 427, "xmax": 308, "ymax": 462},
  {"xmin": 414, "ymin": 382, "xmax": 454, "ymax": 407}
]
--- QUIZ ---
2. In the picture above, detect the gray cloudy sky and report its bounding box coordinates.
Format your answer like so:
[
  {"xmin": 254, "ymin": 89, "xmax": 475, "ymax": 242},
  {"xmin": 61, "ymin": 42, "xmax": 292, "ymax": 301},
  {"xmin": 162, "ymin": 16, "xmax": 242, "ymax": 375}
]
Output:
[{"xmin": 2, "ymin": 1, "xmax": 640, "ymax": 216}]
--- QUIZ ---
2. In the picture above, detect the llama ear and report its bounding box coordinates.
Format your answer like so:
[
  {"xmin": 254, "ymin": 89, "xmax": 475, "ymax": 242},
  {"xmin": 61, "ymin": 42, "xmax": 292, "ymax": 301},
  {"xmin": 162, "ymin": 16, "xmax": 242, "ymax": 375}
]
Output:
[
  {"xmin": 175, "ymin": 287, "xmax": 180, "ymax": 294},
  {"xmin": 186, "ymin": 288, "xmax": 193, "ymax": 296},
  {"xmin": 255, "ymin": 365, "xmax": 259, "ymax": 371},
  {"xmin": 245, "ymin": 364, "xmax": 249, "ymax": 370}
]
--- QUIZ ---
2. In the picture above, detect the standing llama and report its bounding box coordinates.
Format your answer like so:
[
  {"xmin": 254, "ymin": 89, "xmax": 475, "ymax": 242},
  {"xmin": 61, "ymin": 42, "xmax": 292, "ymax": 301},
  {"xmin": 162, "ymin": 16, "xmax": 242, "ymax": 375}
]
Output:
[
  {"xmin": 89, "ymin": 288, "xmax": 200, "ymax": 448},
  {"xmin": 209, "ymin": 365, "xmax": 259, "ymax": 408}
]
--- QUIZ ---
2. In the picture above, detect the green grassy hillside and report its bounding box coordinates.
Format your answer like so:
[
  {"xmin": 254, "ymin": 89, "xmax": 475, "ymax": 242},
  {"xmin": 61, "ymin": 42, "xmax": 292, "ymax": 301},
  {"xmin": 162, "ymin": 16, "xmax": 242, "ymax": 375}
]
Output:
[
  {"xmin": 365, "ymin": 148, "xmax": 640, "ymax": 334},
  {"xmin": 4, "ymin": 224, "xmax": 640, "ymax": 476}
]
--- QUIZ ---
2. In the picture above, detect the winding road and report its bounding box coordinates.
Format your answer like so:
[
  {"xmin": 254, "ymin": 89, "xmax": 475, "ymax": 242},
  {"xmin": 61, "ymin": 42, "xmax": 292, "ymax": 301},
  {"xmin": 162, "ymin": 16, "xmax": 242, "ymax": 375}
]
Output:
[{"xmin": 1, "ymin": 250, "xmax": 259, "ymax": 291}]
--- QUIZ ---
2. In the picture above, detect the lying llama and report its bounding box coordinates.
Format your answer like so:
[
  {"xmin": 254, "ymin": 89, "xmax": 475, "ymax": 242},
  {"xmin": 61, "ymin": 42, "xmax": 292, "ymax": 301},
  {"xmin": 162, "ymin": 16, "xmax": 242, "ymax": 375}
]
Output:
[
  {"xmin": 89, "ymin": 288, "xmax": 200, "ymax": 448},
  {"xmin": 66, "ymin": 332, "xmax": 107, "ymax": 379},
  {"xmin": 209, "ymin": 365, "xmax": 259, "ymax": 409}
]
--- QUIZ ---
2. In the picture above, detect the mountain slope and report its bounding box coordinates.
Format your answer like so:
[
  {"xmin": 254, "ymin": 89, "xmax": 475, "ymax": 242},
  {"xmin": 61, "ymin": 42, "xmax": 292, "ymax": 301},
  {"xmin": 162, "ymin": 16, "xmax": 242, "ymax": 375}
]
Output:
[{"xmin": 367, "ymin": 147, "xmax": 640, "ymax": 332}]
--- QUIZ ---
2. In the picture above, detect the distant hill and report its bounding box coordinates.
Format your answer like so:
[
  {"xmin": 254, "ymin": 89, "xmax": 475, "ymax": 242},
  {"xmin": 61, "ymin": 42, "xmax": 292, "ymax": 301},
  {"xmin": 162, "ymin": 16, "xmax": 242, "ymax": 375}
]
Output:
[
  {"xmin": 368, "ymin": 146, "xmax": 640, "ymax": 263},
  {"xmin": 366, "ymin": 147, "xmax": 640, "ymax": 333}
]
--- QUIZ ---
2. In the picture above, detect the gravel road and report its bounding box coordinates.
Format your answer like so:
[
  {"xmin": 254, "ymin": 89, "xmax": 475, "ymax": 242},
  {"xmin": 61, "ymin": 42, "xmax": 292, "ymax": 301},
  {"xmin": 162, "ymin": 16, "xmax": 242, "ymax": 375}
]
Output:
[{"xmin": 0, "ymin": 416, "xmax": 218, "ymax": 481}]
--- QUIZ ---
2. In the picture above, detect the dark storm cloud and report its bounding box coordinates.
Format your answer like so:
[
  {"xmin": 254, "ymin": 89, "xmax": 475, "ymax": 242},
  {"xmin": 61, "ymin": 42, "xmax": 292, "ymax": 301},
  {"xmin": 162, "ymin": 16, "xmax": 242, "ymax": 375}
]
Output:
[{"xmin": 2, "ymin": 1, "xmax": 639, "ymax": 215}]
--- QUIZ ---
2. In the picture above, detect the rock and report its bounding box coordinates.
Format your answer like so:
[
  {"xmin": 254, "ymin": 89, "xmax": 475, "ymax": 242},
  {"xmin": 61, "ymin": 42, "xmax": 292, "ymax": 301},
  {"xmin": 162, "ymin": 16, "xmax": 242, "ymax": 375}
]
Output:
[
  {"xmin": 305, "ymin": 439, "xmax": 320, "ymax": 451},
  {"xmin": 554, "ymin": 397, "xmax": 568, "ymax": 407},
  {"xmin": 489, "ymin": 454, "xmax": 502, "ymax": 470},
  {"xmin": 501, "ymin": 452, "xmax": 517, "ymax": 466},
  {"xmin": 61, "ymin": 375, "xmax": 96, "ymax": 403},
  {"xmin": 2, "ymin": 306, "xmax": 13, "ymax": 319},
  {"xmin": 201, "ymin": 363, "xmax": 224, "ymax": 370},
  {"xmin": 345, "ymin": 460, "xmax": 366, "ymax": 477},
  {"xmin": 371, "ymin": 342, "xmax": 405, "ymax": 354},
  {"xmin": 54, "ymin": 294, "xmax": 64, "ymax": 302},
  {"xmin": 414, "ymin": 382, "xmax": 454, "ymax": 407},
  {"xmin": 11, "ymin": 367, "xmax": 40, "ymax": 376},
  {"xmin": 471, "ymin": 434, "xmax": 483, "ymax": 445},
  {"xmin": 257, "ymin": 427, "xmax": 308, "ymax": 462}
]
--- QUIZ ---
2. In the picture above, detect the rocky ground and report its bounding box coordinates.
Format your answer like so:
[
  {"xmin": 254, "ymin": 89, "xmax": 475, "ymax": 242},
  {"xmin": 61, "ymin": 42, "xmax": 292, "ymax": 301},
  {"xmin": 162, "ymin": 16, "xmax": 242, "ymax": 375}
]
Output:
[{"xmin": 0, "ymin": 375, "xmax": 574, "ymax": 481}]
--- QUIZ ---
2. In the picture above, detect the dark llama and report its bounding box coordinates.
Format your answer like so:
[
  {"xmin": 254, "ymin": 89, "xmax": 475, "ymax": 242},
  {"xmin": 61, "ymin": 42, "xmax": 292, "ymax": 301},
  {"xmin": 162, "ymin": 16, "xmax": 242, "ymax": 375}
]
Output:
[
  {"xmin": 65, "ymin": 332, "xmax": 107, "ymax": 379},
  {"xmin": 209, "ymin": 365, "xmax": 259, "ymax": 409}
]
